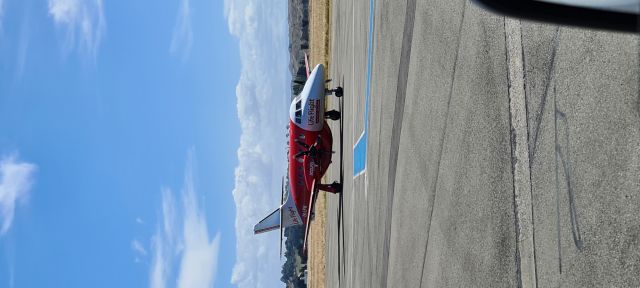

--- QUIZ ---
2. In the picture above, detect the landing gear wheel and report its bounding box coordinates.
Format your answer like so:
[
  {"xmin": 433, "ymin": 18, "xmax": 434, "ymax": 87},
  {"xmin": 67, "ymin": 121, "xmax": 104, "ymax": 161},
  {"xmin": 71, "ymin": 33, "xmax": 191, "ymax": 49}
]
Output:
[
  {"xmin": 325, "ymin": 110, "xmax": 341, "ymax": 121},
  {"xmin": 334, "ymin": 86, "xmax": 343, "ymax": 97},
  {"xmin": 329, "ymin": 181, "xmax": 342, "ymax": 193}
]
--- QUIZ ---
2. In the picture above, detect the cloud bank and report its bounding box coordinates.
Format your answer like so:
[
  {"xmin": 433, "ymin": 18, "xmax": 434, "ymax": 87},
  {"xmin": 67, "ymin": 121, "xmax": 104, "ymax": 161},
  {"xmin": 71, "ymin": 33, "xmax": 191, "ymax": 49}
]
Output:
[
  {"xmin": 48, "ymin": 0, "xmax": 105, "ymax": 59},
  {"xmin": 0, "ymin": 154, "xmax": 37, "ymax": 236},
  {"xmin": 170, "ymin": 0, "xmax": 193, "ymax": 62},
  {"xmin": 224, "ymin": 0, "xmax": 290, "ymax": 287},
  {"xmin": 149, "ymin": 152, "xmax": 221, "ymax": 288}
]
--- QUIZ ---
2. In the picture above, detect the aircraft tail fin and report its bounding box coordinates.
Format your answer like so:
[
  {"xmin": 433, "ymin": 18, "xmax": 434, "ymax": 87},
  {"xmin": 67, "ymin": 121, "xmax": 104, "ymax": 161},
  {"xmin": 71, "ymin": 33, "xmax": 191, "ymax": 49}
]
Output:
[
  {"xmin": 280, "ymin": 188, "xmax": 303, "ymax": 227},
  {"xmin": 254, "ymin": 180, "xmax": 303, "ymax": 235}
]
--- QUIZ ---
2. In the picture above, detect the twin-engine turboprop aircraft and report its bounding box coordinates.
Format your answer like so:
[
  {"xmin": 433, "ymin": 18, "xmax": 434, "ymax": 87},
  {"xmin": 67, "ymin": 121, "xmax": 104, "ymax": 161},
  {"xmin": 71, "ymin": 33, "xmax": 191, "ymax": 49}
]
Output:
[{"xmin": 254, "ymin": 55, "xmax": 343, "ymax": 254}]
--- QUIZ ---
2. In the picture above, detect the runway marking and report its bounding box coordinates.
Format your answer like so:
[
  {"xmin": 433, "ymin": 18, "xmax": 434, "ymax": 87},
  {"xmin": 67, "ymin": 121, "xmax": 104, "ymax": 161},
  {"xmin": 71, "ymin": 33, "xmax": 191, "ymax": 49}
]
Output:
[
  {"xmin": 352, "ymin": 0, "xmax": 376, "ymax": 178},
  {"xmin": 504, "ymin": 18, "xmax": 538, "ymax": 288},
  {"xmin": 380, "ymin": 0, "xmax": 417, "ymax": 286}
]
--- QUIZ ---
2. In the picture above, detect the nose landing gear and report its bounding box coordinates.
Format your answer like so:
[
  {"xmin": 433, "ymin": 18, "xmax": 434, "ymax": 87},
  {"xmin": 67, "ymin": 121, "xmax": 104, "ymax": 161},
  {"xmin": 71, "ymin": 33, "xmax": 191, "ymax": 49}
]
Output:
[{"xmin": 325, "ymin": 86, "xmax": 343, "ymax": 97}]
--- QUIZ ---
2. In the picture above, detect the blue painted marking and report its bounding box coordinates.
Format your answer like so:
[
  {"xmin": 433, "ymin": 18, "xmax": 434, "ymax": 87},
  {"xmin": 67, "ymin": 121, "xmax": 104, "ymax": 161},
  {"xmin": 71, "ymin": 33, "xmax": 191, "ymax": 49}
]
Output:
[
  {"xmin": 353, "ymin": 0, "xmax": 375, "ymax": 177},
  {"xmin": 353, "ymin": 133, "xmax": 367, "ymax": 175}
]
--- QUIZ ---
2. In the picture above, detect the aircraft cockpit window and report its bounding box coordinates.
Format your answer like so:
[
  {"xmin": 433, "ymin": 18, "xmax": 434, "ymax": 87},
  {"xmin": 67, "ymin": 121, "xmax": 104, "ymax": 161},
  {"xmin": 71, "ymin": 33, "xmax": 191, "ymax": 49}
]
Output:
[
  {"xmin": 295, "ymin": 100, "xmax": 302, "ymax": 110},
  {"xmin": 295, "ymin": 109, "xmax": 302, "ymax": 124}
]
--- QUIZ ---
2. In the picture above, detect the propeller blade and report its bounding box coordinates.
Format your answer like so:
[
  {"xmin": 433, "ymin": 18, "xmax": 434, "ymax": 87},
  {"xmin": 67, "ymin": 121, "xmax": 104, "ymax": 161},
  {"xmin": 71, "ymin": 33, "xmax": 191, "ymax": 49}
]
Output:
[
  {"xmin": 295, "ymin": 139, "xmax": 310, "ymax": 149},
  {"xmin": 295, "ymin": 150, "xmax": 308, "ymax": 159}
]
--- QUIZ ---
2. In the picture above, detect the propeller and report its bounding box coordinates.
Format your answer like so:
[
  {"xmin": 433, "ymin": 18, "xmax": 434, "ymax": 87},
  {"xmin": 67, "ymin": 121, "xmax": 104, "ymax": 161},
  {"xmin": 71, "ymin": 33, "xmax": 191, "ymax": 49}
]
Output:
[{"xmin": 294, "ymin": 137, "xmax": 322, "ymax": 159}]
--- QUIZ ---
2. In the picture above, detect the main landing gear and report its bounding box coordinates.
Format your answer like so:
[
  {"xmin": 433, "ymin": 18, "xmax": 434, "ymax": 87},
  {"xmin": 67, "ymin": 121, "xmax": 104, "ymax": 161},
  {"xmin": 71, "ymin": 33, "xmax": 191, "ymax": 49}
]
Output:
[
  {"xmin": 317, "ymin": 181, "xmax": 342, "ymax": 194},
  {"xmin": 325, "ymin": 110, "xmax": 340, "ymax": 121}
]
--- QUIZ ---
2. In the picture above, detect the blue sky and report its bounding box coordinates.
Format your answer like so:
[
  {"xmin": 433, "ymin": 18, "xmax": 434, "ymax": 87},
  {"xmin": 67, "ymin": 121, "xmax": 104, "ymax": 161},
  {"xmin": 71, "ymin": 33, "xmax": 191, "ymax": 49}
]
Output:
[{"xmin": 0, "ymin": 0, "xmax": 290, "ymax": 287}]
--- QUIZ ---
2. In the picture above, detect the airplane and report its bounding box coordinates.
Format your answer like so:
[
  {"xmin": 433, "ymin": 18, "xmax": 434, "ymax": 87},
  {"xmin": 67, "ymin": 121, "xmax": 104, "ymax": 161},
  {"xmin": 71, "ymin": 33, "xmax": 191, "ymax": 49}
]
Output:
[{"xmin": 253, "ymin": 54, "xmax": 343, "ymax": 255}]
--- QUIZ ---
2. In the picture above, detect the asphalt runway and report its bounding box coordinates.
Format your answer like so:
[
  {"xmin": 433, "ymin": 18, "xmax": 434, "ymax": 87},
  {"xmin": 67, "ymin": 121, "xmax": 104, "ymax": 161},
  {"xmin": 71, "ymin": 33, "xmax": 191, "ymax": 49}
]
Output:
[{"xmin": 323, "ymin": 0, "xmax": 640, "ymax": 287}]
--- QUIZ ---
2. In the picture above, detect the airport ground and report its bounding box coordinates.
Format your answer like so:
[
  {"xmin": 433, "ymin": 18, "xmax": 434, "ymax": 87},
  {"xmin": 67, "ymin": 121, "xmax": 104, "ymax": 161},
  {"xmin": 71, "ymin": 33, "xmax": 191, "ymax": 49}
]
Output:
[{"xmin": 323, "ymin": 0, "xmax": 640, "ymax": 287}]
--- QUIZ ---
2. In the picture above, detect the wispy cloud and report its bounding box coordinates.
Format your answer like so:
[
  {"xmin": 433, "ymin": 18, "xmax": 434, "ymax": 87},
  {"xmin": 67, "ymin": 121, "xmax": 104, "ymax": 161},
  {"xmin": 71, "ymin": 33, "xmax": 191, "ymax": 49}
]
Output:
[
  {"xmin": 170, "ymin": 0, "xmax": 193, "ymax": 62},
  {"xmin": 48, "ymin": 0, "xmax": 105, "ymax": 59},
  {"xmin": 224, "ymin": 0, "xmax": 290, "ymax": 287},
  {"xmin": 131, "ymin": 239, "xmax": 148, "ymax": 263},
  {"xmin": 0, "ymin": 154, "xmax": 37, "ymax": 236},
  {"xmin": 0, "ymin": 0, "xmax": 5, "ymax": 30},
  {"xmin": 132, "ymin": 239, "xmax": 148, "ymax": 256},
  {"xmin": 149, "ymin": 151, "xmax": 221, "ymax": 288}
]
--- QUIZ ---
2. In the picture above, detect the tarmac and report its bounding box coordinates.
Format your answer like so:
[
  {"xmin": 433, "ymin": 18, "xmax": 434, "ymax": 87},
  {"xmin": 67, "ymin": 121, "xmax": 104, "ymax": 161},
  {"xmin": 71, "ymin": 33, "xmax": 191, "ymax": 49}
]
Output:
[{"xmin": 323, "ymin": 0, "xmax": 640, "ymax": 287}]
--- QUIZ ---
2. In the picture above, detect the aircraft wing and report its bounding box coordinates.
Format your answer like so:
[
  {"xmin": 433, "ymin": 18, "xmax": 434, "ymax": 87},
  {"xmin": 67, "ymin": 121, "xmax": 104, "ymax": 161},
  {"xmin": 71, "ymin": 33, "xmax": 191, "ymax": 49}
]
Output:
[
  {"xmin": 304, "ymin": 52, "xmax": 311, "ymax": 78},
  {"xmin": 303, "ymin": 178, "xmax": 319, "ymax": 253}
]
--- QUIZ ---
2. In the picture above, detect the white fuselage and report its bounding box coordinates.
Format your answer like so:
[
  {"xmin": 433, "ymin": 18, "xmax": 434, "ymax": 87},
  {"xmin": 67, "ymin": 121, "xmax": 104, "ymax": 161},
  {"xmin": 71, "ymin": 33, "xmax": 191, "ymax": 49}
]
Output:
[{"xmin": 290, "ymin": 64, "xmax": 325, "ymax": 132}]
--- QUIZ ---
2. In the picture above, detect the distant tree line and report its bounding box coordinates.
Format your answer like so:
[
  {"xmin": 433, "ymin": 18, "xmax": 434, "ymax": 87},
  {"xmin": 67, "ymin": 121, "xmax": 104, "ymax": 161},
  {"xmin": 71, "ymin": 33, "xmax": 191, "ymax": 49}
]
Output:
[
  {"xmin": 288, "ymin": 0, "xmax": 310, "ymax": 99},
  {"xmin": 281, "ymin": 226, "xmax": 307, "ymax": 287}
]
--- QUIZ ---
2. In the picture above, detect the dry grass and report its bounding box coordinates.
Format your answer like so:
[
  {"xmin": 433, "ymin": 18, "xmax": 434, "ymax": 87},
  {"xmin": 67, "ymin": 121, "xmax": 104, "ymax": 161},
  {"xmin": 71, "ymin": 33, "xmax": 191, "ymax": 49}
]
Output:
[
  {"xmin": 308, "ymin": 0, "xmax": 331, "ymax": 287},
  {"xmin": 309, "ymin": 0, "xmax": 332, "ymax": 71},
  {"xmin": 307, "ymin": 192, "xmax": 327, "ymax": 288}
]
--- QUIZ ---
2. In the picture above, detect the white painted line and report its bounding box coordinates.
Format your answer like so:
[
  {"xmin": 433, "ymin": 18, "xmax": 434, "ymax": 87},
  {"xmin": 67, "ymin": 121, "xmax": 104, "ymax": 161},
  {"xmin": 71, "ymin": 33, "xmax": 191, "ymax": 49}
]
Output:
[
  {"xmin": 353, "ymin": 131, "xmax": 365, "ymax": 149},
  {"xmin": 505, "ymin": 18, "xmax": 537, "ymax": 288}
]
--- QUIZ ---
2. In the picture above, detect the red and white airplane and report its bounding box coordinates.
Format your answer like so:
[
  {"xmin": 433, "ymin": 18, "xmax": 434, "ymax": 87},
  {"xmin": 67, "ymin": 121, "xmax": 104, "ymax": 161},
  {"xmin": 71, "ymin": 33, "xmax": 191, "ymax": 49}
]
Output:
[{"xmin": 254, "ymin": 55, "xmax": 343, "ymax": 254}]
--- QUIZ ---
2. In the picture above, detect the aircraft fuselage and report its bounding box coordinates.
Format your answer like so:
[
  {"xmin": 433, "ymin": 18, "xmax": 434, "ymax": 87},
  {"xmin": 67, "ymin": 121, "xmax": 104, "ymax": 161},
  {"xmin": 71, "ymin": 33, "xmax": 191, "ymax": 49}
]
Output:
[{"xmin": 288, "ymin": 64, "xmax": 333, "ymax": 224}]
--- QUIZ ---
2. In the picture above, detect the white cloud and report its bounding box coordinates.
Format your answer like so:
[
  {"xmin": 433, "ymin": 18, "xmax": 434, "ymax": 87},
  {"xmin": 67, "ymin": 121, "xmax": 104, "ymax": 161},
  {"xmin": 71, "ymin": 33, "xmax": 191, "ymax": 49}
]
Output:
[
  {"xmin": 132, "ymin": 239, "xmax": 148, "ymax": 256},
  {"xmin": 149, "ymin": 151, "xmax": 221, "ymax": 288},
  {"xmin": 0, "ymin": 154, "xmax": 37, "ymax": 236},
  {"xmin": 48, "ymin": 0, "xmax": 105, "ymax": 59},
  {"xmin": 224, "ymin": 0, "xmax": 290, "ymax": 287},
  {"xmin": 170, "ymin": 0, "xmax": 193, "ymax": 62},
  {"xmin": 136, "ymin": 217, "xmax": 145, "ymax": 225}
]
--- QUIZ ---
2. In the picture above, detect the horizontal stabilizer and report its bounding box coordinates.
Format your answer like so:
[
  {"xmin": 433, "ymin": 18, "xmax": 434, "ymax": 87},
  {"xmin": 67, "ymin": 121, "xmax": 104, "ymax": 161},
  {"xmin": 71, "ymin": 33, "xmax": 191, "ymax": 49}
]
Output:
[{"xmin": 254, "ymin": 208, "xmax": 280, "ymax": 234}]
